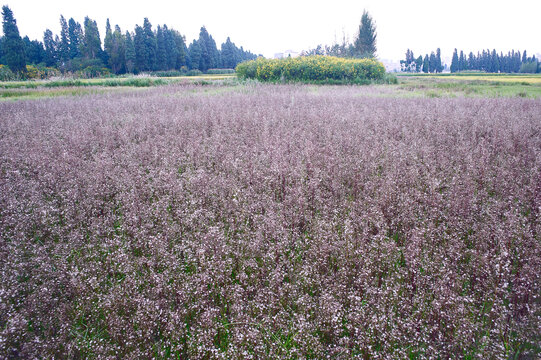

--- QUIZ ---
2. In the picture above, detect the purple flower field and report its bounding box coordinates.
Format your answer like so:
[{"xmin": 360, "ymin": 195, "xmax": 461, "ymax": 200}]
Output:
[{"xmin": 1, "ymin": 84, "xmax": 540, "ymax": 358}]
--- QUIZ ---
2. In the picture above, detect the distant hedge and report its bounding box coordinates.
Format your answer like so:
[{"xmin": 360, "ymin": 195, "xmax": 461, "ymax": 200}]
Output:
[{"xmin": 236, "ymin": 56, "xmax": 386, "ymax": 83}]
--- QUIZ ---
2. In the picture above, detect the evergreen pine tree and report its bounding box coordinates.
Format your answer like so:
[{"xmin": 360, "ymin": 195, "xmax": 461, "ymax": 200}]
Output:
[
  {"xmin": 458, "ymin": 51, "xmax": 465, "ymax": 71},
  {"xmin": 353, "ymin": 10, "xmax": 377, "ymax": 58},
  {"xmin": 188, "ymin": 40, "xmax": 201, "ymax": 70},
  {"xmin": 68, "ymin": 18, "xmax": 82, "ymax": 59},
  {"xmin": 104, "ymin": 19, "xmax": 113, "ymax": 67},
  {"xmin": 81, "ymin": 17, "xmax": 102, "ymax": 60},
  {"xmin": 171, "ymin": 30, "xmax": 187, "ymax": 69},
  {"xmin": 107, "ymin": 25, "xmax": 125, "ymax": 74},
  {"xmin": 143, "ymin": 18, "xmax": 156, "ymax": 71},
  {"xmin": 415, "ymin": 55, "xmax": 422, "ymax": 73},
  {"xmin": 435, "ymin": 48, "xmax": 443, "ymax": 73},
  {"xmin": 197, "ymin": 27, "xmax": 214, "ymax": 71},
  {"xmin": 124, "ymin": 31, "xmax": 136, "ymax": 73},
  {"xmin": 163, "ymin": 26, "xmax": 177, "ymax": 70},
  {"xmin": 133, "ymin": 25, "xmax": 146, "ymax": 71},
  {"xmin": 429, "ymin": 52, "xmax": 436, "ymax": 73},
  {"xmin": 58, "ymin": 15, "xmax": 70, "ymax": 67},
  {"xmin": 43, "ymin": 29, "xmax": 57, "ymax": 67},
  {"xmin": 23, "ymin": 36, "xmax": 45, "ymax": 64},
  {"xmin": 156, "ymin": 25, "xmax": 167, "ymax": 70},
  {"xmin": 422, "ymin": 54, "xmax": 429, "ymax": 73},
  {"xmin": 1, "ymin": 5, "xmax": 26, "ymax": 73},
  {"xmin": 450, "ymin": 49, "xmax": 459, "ymax": 73}
]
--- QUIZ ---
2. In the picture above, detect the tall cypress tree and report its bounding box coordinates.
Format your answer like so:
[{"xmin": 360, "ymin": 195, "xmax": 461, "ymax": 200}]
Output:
[
  {"xmin": 171, "ymin": 30, "xmax": 187, "ymax": 69},
  {"xmin": 353, "ymin": 10, "xmax": 377, "ymax": 58},
  {"xmin": 103, "ymin": 19, "xmax": 113, "ymax": 67},
  {"xmin": 143, "ymin": 18, "xmax": 156, "ymax": 71},
  {"xmin": 1, "ymin": 5, "xmax": 26, "ymax": 73},
  {"xmin": 221, "ymin": 37, "xmax": 236, "ymax": 69},
  {"xmin": 81, "ymin": 17, "xmax": 102, "ymax": 61},
  {"xmin": 422, "ymin": 54, "xmax": 429, "ymax": 73},
  {"xmin": 124, "ymin": 31, "xmax": 136, "ymax": 73},
  {"xmin": 43, "ymin": 29, "xmax": 57, "ymax": 67},
  {"xmin": 450, "ymin": 49, "xmax": 458, "ymax": 73},
  {"xmin": 435, "ymin": 48, "xmax": 443, "ymax": 73},
  {"xmin": 23, "ymin": 36, "xmax": 45, "ymax": 64},
  {"xmin": 133, "ymin": 25, "xmax": 146, "ymax": 71},
  {"xmin": 68, "ymin": 18, "xmax": 82, "ymax": 59},
  {"xmin": 188, "ymin": 40, "xmax": 201, "ymax": 70},
  {"xmin": 429, "ymin": 52, "xmax": 436, "ymax": 73},
  {"xmin": 156, "ymin": 25, "xmax": 167, "ymax": 70},
  {"xmin": 163, "ymin": 25, "xmax": 177, "ymax": 70},
  {"xmin": 58, "ymin": 15, "xmax": 70, "ymax": 67},
  {"xmin": 197, "ymin": 27, "xmax": 212, "ymax": 71}
]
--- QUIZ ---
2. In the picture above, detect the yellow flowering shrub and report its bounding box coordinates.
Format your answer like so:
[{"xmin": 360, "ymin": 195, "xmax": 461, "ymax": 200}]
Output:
[{"xmin": 236, "ymin": 56, "xmax": 385, "ymax": 83}]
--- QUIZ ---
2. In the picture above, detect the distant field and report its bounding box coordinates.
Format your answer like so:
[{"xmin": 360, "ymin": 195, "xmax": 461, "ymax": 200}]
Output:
[
  {"xmin": 403, "ymin": 73, "xmax": 541, "ymax": 84},
  {"xmin": 1, "ymin": 83, "xmax": 539, "ymax": 358},
  {"xmin": 396, "ymin": 73, "xmax": 541, "ymax": 98},
  {"xmin": 0, "ymin": 73, "xmax": 236, "ymax": 89}
]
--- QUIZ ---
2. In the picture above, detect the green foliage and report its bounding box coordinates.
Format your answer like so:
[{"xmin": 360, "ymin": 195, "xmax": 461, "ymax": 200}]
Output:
[
  {"xmin": 81, "ymin": 17, "xmax": 102, "ymax": 60},
  {"xmin": 236, "ymin": 56, "xmax": 386, "ymax": 83},
  {"xmin": 519, "ymin": 61, "xmax": 539, "ymax": 74},
  {"xmin": 0, "ymin": 64, "xmax": 15, "ymax": 80},
  {"xmin": 353, "ymin": 10, "xmax": 377, "ymax": 58},
  {"xmin": 2, "ymin": 5, "xmax": 26, "ymax": 73}
]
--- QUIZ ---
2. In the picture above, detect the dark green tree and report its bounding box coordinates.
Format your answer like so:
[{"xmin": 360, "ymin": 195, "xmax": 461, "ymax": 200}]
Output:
[
  {"xmin": 171, "ymin": 29, "xmax": 187, "ymax": 69},
  {"xmin": 58, "ymin": 15, "xmax": 70, "ymax": 66},
  {"xmin": 124, "ymin": 31, "xmax": 136, "ymax": 73},
  {"xmin": 156, "ymin": 25, "xmax": 167, "ymax": 70},
  {"xmin": 106, "ymin": 25, "xmax": 125, "ymax": 74},
  {"xmin": 415, "ymin": 55, "xmax": 423, "ymax": 72},
  {"xmin": 1, "ymin": 5, "xmax": 26, "ymax": 73},
  {"xmin": 435, "ymin": 48, "xmax": 443, "ymax": 73},
  {"xmin": 68, "ymin": 18, "xmax": 82, "ymax": 59},
  {"xmin": 43, "ymin": 29, "xmax": 57, "ymax": 66},
  {"xmin": 163, "ymin": 25, "xmax": 177, "ymax": 69},
  {"xmin": 133, "ymin": 25, "xmax": 146, "ymax": 71},
  {"xmin": 429, "ymin": 52, "xmax": 436, "ymax": 73},
  {"xmin": 422, "ymin": 54, "xmax": 429, "ymax": 73},
  {"xmin": 188, "ymin": 39, "xmax": 201, "ymax": 70},
  {"xmin": 23, "ymin": 36, "xmax": 45, "ymax": 64},
  {"xmin": 221, "ymin": 37, "xmax": 237, "ymax": 69},
  {"xmin": 353, "ymin": 10, "xmax": 377, "ymax": 58},
  {"xmin": 103, "ymin": 18, "xmax": 113, "ymax": 66},
  {"xmin": 143, "ymin": 18, "xmax": 156, "ymax": 70},
  {"xmin": 197, "ymin": 26, "xmax": 218, "ymax": 71},
  {"xmin": 458, "ymin": 50, "xmax": 466, "ymax": 71},
  {"xmin": 81, "ymin": 17, "xmax": 102, "ymax": 60},
  {"xmin": 450, "ymin": 49, "xmax": 458, "ymax": 73}
]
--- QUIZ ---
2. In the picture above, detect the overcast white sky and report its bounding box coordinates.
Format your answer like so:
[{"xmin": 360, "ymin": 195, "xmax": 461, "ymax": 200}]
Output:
[{"xmin": 5, "ymin": 0, "xmax": 541, "ymax": 62}]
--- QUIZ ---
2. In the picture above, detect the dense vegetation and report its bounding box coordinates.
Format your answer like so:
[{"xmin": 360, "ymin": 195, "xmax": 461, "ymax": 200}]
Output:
[
  {"xmin": 236, "ymin": 56, "xmax": 386, "ymax": 83},
  {"xmin": 401, "ymin": 48, "xmax": 540, "ymax": 74},
  {"xmin": 449, "ymin": 49, "xmax": 540, "ymax": 74},
  {"xmin": 0, "ymin": 5, "xmax": 258, "ymax": 78},
  {"xmin": 1, "ymin": 84, "xmax": 539, "ymax": 358},
  {"xmin": 400, "ymin": 48, "xmax": 443, "ymax": 73}
]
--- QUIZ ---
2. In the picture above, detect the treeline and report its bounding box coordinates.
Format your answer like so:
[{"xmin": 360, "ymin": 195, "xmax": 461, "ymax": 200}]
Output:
[
  {"xmin": 400, "ymin": 49, "xmax": 444, "ymax": 73},
  {"xmin": 0, "ymin": 5, "xmax": 258, "ymax": 78},
  {"xmin": 450, "ymin": 49, "xmax": 540, "ymax": 74}
]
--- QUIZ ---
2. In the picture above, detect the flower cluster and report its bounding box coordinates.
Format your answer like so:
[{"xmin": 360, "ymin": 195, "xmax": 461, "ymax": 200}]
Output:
[
  {"xmin": 0, "ymin": 84, "xmax": 539, "ymax": 358},
  {"xmin": 236, "ymin": 56, "xmax": 386, "ymax": 83}
]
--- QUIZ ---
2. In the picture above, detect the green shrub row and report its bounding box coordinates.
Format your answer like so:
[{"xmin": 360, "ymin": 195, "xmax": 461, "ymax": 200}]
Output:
[{"xmin": 236, "ymin": 56, "xmax": 386, "ymax": 83}]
